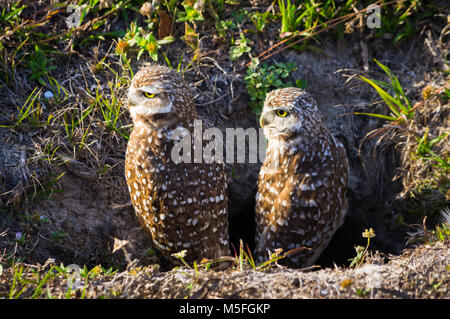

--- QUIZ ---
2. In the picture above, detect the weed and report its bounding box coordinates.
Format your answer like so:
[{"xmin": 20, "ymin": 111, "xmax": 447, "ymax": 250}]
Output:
[
  {"xmin": 31, "ymin": 265, "xmax": 57, "ymax": 299},
  {"xmin": 349, "ymin": 228, "xmax": 375, "ymax": 268},
  {"xmin": 356, "ymin": 287, "xmax": 371, "ymax": 297},
  {"xmin": 182, "ymin": 22, "xmax": 200, "ymax": 57},
  {"xmin": 249, "ymin": 7, "xmax": 273, "ymax": 33},
  {"xmin": 176, "ymin": 1, "xmax": 204, "ymax": 24},
  {"xmin": 50, "ymin": 230, "xmax": 67, "ymax": 243},
  {"xmin": 214, "ymin": 18, "xmax": 237, "ymax": 40},
  {"xmin": 415, "ymin": 129, "xmax": 449, "ymax": 173},
  {"xmin": 356, "ymin": 60, "xmax": 449, "ymax": 207},
  {"xmin": 355, "ymin": 59, "xmax": 413, "ymax": 123},
  {"xmin": 47, "ymin": 77, "xmax": 69, "ymax": 106},
  {"xmin": 14, "ymin": 87, "xmax": 42, "ymax": 127},
  {"xmin": 171, "ymin": 250, "xmax": 191, "ymax": 269},
  {"xmin": 9, "ymin": 263, "xmax": 27, "ymax": 299},
  {"xmin": 230, "ymin": 8, "xmax": 250, "ymax": 25},
  {"xmin": 229, "ymin": 32, "xmax": 252, "ymax": 61},
  {"xmin": 0, "ymin": 1, "xmax": 26, "ymax": 25},
  {"xmin": 170, "ymin": 238, "xmax": 299, "ymax": 273},
  {"xmin": 28, "ymin": 45, "xmax": 57, "ymax": 86},
  {"xmin": 233, "ymin": 239, "xmax": 308, "ymax": 271},
  {"xmin": 137, "ymin": 33, "xmax": 174, "ymax": 61},
  {"xmin": 92, "ymin": 81, "xmax": 130, "ymax": 140},
  {"xmin": 278, "ymin": 0, "xmax": 300, "ymax": 34},
  {"xmin": 433, "ymin": 222, "xmax": 450, "ymax": 243},
  {"xmin": 212, "ymin": 0, "xmax": 225, "ymax": 17},
  {"xmin": 119, "ymin": 20, "xmax": 174, "ymax": 61},
  {"xmin": 244, "ymin": 59, "xmax": 303, "ymax": 114}
]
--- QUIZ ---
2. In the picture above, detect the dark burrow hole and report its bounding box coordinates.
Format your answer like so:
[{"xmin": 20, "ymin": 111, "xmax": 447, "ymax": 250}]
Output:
[{"xmin": 228, "ymin": 187, "xmax": 411, "ymax": 268}]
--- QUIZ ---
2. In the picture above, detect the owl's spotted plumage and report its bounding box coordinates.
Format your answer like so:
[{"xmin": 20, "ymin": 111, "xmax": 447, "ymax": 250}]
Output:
[
  {"xmin": 255, "ymin": 88, "xmax": 348, "ymax": 267},
  {"xmin": 125, "ymin": 65, "xmax": 229, "ymax": 263}
]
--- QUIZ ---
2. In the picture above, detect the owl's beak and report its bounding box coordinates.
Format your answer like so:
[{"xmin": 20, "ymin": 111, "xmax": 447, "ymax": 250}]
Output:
[{"xmin": 259, "ymin": 116, "xmax": 265, "ymax": 128}]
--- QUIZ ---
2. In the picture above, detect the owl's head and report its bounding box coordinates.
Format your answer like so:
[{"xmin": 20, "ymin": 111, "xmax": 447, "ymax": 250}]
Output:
[
  {"xmin": 259, "ymin": 88, "xmax": 323, "ymax": 141},
  {"xmin": 127, "ymin": 65, "xmax": 196, "ymax": 126}
]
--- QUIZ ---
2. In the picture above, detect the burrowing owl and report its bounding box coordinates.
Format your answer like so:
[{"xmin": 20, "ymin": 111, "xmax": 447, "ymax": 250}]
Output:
[
  {"xmin": 125, "ymin": 65, "xmax": 229, "ymax": 263},
  {"xmin": 255, "ymin": 88, "xmax": 348, "ymax": 267}
]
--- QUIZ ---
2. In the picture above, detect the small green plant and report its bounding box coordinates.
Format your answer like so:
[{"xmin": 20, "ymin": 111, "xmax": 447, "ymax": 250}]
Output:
[
  {"xmin": 356, "ymin": 287, "xmax": 371, "ymax": 297},
  {"xmin": 433, "ymin": 222, "xmax": 450, "ymax": 243},
  {"xmin": 349, "ymin": 228, "xmax": 376, "ymax": 268},
  {"xmin": 182, "ymin": 22, "xmax": 200, "ymax": 56},
  {"xmin": 229, "ymin": 32, "xmax": 252, "ymax": 61},
  {"xmin": 31, "ymin": 266, "xmax": 58, "ymax": 299},
  {"xmin": 272, "ymin": 0, "xmax": 356, "ymax": 53},
  {"xmin": 170, "ymin": 239, "xmax": 302, "ymax": 273},
  {"xmin": 118, "ymin": 21, "xmax": 174, "ymax": 61},
  {"xmin": 244, "ymin": 59, "xmax": 304, "ymax": 114},
  {"xmin": 176, "ymin": 1, "xmax": 204, "ymax": 24},
  {"xmin": 138, "ymin": 33, "xmax": 174, "ymax": 61},
  {"xmin": 28, "ymin": 45, "xmax": 57, "ymax": 86},
  {"xmin": 415, "ymin": 129, "xmax": 449, "ymax": 173},
  {"xmin": 8, "ymin": 263, "xmax": 59, "ymax": 299},
  {"xmin": 9, "ymin": 263, "xmax": 28, "ymax": 299},
  {"xmin": 50, "ymin": 230, "xmax": 67, "ymax": 243},
  {"xmin": 249, "ymin": 8, "xmax": 272, "ymax": 33},
  {"xmin": 214, "ymin": 19, "xmax": 233, "ymax": 39},
  {"xmin": 211, "ymin": 0, "xmax": 225, "ymax": 17}
]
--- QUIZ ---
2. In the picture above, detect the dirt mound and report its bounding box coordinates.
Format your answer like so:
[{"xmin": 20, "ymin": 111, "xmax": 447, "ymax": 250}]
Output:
[{"xmin": 1, "ymin": 241, "xmax": 447, "ymax": 298}]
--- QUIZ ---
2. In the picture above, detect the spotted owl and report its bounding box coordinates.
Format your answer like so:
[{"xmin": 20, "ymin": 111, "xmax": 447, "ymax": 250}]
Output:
[
  {"xmin": 254, "ymin": 87, "xmax": 348, "ymax": 267},
  {"xmin": 125, "ymin": 65, "xmax": 230, "ymax": 264}
]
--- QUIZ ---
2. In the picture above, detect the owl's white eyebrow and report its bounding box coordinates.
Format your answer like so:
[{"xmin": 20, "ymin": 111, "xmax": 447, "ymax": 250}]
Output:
[
  {"xmin": 138, "ymin": 86, "xmax": 160, "ymax": 94},
  {"xmin": 267, "ymin": 106, "xmax": 289, "ymax": 111}
]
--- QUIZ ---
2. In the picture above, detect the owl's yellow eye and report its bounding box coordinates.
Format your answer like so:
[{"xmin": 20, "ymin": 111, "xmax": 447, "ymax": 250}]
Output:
[
  {"xmin": 276, "ymin": 109, "xmax": 288, "ymax": 117},
  {"xmin": 144, "ymin": 92, "xmax": 156, "ymax": 99}
]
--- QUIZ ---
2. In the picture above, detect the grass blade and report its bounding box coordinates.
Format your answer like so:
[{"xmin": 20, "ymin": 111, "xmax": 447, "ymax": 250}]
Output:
[
  {"xmin": 353, "ymin": 112, "xmax": 398, "ymax": 121},
  {"xmin": 358, "ymin": 75, "xmax": 404, "ymax": 118}
]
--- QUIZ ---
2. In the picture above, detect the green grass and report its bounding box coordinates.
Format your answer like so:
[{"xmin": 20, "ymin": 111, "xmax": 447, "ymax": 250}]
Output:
[
  {"xmin": 3, "ymin": 260, "xmax": 119, "ymax": 299},
  {"xmin": 15, "ymin": 87, "xmax": 43, "ymax": 126},
  {"xmin": 415, "ymin": 129, "xmax": 449, "ymax": 173},
  {"xmin": 355, "ymin": 59, "xmax": 413, "ymax": 123},
  {"xmin": 170, "ymin": 239, "xmax": 304, "ymax": 273}
]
